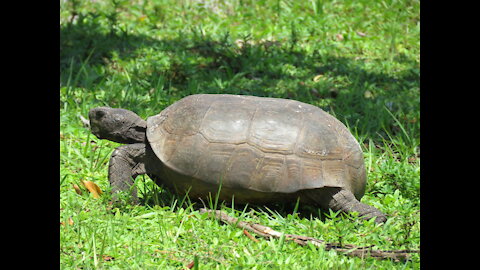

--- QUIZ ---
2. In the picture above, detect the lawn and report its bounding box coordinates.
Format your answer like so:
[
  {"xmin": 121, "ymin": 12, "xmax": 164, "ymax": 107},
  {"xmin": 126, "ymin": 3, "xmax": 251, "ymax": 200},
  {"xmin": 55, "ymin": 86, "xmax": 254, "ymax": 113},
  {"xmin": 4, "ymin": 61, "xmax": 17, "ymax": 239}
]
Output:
[{"xmin": 60, "ymin": 0, "xmax": 420, "ymax": 269}]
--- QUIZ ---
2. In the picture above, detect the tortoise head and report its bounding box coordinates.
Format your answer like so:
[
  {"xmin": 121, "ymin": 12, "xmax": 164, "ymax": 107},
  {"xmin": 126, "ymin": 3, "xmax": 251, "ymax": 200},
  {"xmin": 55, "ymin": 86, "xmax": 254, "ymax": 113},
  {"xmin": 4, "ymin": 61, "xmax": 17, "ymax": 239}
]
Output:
[{"xmin": 89, "ymin": 107, "xmax": 147, "ymax": 144}]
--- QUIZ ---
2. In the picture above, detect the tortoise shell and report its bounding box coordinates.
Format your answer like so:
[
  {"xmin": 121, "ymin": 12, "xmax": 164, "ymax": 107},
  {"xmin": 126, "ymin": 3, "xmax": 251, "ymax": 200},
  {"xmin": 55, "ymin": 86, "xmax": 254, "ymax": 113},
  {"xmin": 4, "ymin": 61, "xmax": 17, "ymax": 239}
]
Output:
[{"xmin": 146, "ymin": 94, "xmax": 366, "ymax": 200}]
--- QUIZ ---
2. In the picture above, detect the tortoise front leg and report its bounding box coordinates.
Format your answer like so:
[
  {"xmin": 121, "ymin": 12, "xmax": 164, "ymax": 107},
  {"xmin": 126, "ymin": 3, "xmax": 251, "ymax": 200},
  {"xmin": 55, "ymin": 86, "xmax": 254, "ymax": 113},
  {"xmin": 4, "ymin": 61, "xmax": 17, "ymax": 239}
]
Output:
[
  {"xmin": 108, "ymin": 143, "xmax": 147, "ymax": 204},
  {"xmin": 305, "ymin": 187, "xmax": 387, "ymax": 224}
]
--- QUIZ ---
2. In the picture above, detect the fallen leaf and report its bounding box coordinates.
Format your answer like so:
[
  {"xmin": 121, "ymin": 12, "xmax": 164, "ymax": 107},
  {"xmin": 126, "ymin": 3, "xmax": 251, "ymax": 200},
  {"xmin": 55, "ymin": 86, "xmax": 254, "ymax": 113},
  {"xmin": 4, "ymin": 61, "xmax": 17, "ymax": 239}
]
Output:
[
  {"xmin": 68, "ymin": 217, "xmax": 74, "ymax": 226},
  {"xmin": 60, "ymin": 222, "xmax": 65, "ymax": 226},
  {"xmin": 356, "ymin": 31, "xmax": 367, "ymax": 37},
  {"xmin": 72, "ymin": 184, "xmax": 83, "ymax": 195},
  {"xmin": 81, "ymin": 180, "xmax": 103, "ymax": 198},
  {"xmin": 313, "ymin": 74, "xmax": 323, "ymax": 82},
  {"xmin": 102, "ymin": 255, "xmax": 115, "ymax": 262},
  {"xmin": 364, "ymin": 90, "xmax": 374, "ymax": 99},
  {"xmin": 335, "ymin": 34, "xmax": 344, "ymax": 41},
  {"xmin": 186, "ymin": 261, "xmax": 195, "ymax": 269}
]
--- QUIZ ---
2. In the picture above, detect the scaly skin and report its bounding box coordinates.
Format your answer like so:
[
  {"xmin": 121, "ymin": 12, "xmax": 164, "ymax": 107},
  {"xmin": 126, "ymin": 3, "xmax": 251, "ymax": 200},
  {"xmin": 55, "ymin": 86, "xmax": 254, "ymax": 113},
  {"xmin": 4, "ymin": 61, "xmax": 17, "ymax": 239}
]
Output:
[
  {"xmin": 304, "ymin": 187, "xmax": 387, "ymax": 224},
  {"xmin": 108, "ymin": 143, "xmax": 147, "ymax": 204}
]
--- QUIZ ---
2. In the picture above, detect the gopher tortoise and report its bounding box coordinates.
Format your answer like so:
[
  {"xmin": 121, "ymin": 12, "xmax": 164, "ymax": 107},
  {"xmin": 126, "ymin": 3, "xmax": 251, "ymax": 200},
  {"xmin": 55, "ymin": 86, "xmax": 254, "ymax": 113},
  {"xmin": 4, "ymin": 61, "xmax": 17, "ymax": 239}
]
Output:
[{"xmin": 89, "ymin": 94, "xmax": 387, "ymax": 223}]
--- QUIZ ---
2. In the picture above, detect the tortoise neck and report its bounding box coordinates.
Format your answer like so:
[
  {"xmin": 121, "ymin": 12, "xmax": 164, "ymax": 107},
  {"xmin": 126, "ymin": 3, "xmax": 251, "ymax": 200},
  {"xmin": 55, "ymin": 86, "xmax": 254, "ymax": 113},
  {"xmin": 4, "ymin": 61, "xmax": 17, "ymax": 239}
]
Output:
[{"xmin": 119, "ymin": 119, "xmax": 147, "ymax": 144}]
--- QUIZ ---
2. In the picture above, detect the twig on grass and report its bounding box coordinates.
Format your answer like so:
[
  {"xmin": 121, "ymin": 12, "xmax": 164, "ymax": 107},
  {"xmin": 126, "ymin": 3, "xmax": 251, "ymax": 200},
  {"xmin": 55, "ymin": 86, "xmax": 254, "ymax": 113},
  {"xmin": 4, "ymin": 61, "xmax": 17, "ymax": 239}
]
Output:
[
  {"xmin": 199, "ymin": 208, "xmax": 419, "ymax": 262},
  {"xmin": 243, "ymin": 229, "xmax": 259, "ymax": 243}
]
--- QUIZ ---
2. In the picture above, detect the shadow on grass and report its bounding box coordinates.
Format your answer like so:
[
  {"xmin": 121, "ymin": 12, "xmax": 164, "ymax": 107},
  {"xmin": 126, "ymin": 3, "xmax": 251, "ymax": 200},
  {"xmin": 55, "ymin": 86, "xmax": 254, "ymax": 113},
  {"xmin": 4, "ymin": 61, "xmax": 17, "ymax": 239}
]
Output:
[
  {"xmin": 61, "ymin": 14, "xmax": 418, "ymax": 86},
  {"xmin": 61, "ymin": 17, "xmax": 418, "ymax": 91},
  {"xmin": 62, "ymin": 16, "xmax": 419, "ymax": 144},
  {"xmin": 139, "ymin": 183, "xmax": 326, "ymax": 222}
]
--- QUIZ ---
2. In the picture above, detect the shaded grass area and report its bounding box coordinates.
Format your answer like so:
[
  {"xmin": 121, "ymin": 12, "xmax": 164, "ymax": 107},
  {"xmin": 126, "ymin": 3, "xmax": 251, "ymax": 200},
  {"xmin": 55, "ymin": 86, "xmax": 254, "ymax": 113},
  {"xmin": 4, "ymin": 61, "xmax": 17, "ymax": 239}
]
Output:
[{"xmin": 60, "ymin": 0, "xmax": 419, "ymax": 268}]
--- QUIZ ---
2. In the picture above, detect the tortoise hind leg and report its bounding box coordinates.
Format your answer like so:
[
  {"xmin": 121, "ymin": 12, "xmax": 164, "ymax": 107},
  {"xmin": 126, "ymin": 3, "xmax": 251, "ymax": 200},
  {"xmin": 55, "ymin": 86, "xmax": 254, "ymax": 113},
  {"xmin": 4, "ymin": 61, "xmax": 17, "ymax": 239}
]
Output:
[
  {"xmin": 304, "ymin": 187, "xmax": 387, "ymax": 224},
  {"xmin": 108, "ymin": 143, "xmax": 146, "ymax": 204}
]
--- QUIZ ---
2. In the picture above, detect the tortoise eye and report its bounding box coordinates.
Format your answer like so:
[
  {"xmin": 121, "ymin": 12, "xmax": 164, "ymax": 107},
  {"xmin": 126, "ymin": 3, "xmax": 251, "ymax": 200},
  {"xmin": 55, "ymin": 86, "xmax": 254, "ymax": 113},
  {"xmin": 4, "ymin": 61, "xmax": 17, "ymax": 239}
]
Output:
[{"xmin": 95, "ymin": 110, "xmax": 106, "ymax": 118}]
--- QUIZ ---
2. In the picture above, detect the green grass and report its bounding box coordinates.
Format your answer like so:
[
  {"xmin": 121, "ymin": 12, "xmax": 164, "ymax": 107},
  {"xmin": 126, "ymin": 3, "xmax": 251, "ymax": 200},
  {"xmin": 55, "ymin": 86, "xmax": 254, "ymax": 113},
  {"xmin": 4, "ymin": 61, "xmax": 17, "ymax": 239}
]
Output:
[{"xmin": 60, "ymin": 0, "xmax": 420, "ymax": 268}]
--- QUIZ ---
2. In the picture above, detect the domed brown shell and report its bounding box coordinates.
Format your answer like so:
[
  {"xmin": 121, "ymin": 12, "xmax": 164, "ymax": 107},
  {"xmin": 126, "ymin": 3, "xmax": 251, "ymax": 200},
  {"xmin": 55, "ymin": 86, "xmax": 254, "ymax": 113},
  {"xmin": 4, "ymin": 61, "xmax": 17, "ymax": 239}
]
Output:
[{"xmin": 146, "ymin": 94, "xmax": 366, "ymax": 199}]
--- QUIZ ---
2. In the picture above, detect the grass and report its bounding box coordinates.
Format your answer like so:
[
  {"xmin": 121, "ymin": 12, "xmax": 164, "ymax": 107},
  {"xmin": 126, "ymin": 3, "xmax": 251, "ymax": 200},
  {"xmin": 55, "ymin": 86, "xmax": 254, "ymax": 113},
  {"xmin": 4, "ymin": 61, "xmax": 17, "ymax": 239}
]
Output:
[{"xmin": 60, "ymin": 0, "xmax": 420, "ymax": 268}]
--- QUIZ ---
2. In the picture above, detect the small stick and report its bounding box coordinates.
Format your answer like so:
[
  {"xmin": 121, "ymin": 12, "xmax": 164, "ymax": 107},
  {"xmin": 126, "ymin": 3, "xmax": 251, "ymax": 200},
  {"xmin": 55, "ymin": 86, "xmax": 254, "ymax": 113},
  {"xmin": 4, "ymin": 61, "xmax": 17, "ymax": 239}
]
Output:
[
  {"xmin": 243, "ymin": 229, "xmax": 259, "ymax": 243},
  {"xmin": 199, "ymin": 208, "xmax": 419, "ymax": 262}
]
